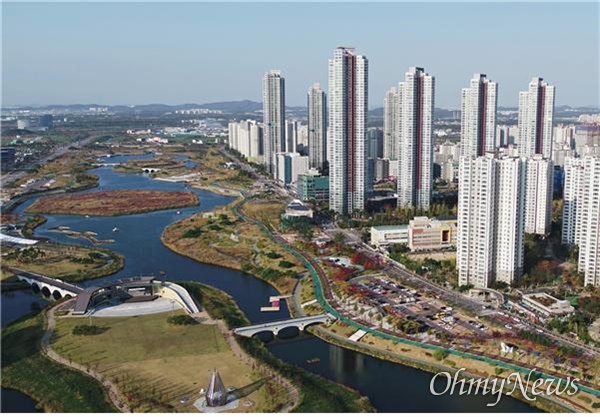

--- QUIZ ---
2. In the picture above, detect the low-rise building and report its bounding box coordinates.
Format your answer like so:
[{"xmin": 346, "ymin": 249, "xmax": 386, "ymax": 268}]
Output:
[
  {"xmin": 283, "ymin": 199, "xmax": 313, "ymax": 218},
  {"xmin": 370, "ymin": 216, "xmax": 457, "ymax": 251},
  {"xmin": 370, "ymin": 225, "xmax": 409, "ymax": 247},
  {"xmin": 408, "ymin": 216, "xmax": 457, "ymax": 252},
  {"xmin": 521, "ymin": 292, "xmax": 574, "ymax": 319},
  {"xmin": 297, "ymin": 169, "xmax": 329, "ymax": 202}
]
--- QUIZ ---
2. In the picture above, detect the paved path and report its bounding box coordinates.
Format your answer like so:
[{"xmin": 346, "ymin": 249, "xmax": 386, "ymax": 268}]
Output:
[{"xmin": 41, "ymin": 301, "xmax": 131, "ymax": 412}]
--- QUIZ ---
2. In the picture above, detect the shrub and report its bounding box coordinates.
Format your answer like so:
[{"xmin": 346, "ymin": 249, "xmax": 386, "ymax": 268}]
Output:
[
  {"xmin": 182, "ymin": 227, "xmax": 203, "ymax": 238},
  {"xmin": 72, "ymin": 325, "xmax": 107, "ymax": 336},
  {"xmin": 433, "ymin": 350, "xmax": 449, "ymax": 361},
  {"xmin": 167, "ymin": 315, "xmax": 197, "ymax": 326},
  {"xmin": 278, "ymin": 260, "xmax": 294, "ymax": 269},
  {"xmin": 265, "ymin": 251, "xmax": 282, "ymax": 259}
]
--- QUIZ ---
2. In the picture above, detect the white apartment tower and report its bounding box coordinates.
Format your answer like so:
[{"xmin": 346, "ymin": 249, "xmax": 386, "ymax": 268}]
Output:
[
  {"xmin": 383, "ymin": 86, "xmax": 398, "ymax": 160},
  {"xmin": 457, "ymin": 155, "xmax": 526, "ymax": 288},
  {"xmin": 307, "ymin": 83, "xmax": 327, "ymax": 171},
  {"xmin": 228, "ymin": 120, "xmax": 263, "ymax": 161},
  {"xmin": 397, "ymin": 67, "xmax": 435, "ymax": 210},
  {"xmin": 262, "ymin": 70, "xmax": 286, "ymax": 175},
  {"xmin": 562, "ymin": 156, "xmax": 600, "ymax": 287},
  {"xmin": 460, "ymin": 74, "xmax": 498, "ymax": 157},
  {"xmin": 524, "ymin": 156, "xmax": 554, "ymax": 235},
  {"xmin": 328, "ymin": 47, "xmax": 369, "ymax": 215},
  {"xmin": 562, "ymin": 157, "xmax": 585, "ymax": 245},
  {"xmin": 518, "ymin": 77, "xmax": 555, "ymax": 159}
]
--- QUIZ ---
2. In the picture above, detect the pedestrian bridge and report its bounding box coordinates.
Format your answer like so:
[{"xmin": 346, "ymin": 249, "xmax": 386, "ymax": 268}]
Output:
[
  {"xmin": 234, "ymin": 314, "xmax": 333, "ymax": 337},
  {"xmin": 14, "ymin": 269, "xmax": 83, "ymax": 300}
]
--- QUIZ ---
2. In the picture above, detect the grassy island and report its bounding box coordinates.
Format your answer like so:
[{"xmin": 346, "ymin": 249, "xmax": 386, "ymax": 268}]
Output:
[{"xmin": 25, "ymin": 189, "xmax": 199, "ymax": 216}]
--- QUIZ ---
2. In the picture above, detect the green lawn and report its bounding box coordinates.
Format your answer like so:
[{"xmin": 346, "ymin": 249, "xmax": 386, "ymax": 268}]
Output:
[
  {"xmin": 52, "ymin": 312, "xmax": 229, "ymax": 365},
  {"xmin": 1, "ymin": 313, "xmax": 115, "ymax": 412},
  {"xmin": 52, "ymin": 311, "xmax": 273, "ymax": 412}
]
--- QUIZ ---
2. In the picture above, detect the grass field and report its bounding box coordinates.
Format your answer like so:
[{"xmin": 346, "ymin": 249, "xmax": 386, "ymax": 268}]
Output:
[
  {"xmin": 51, "ymin": 312, "xmax": 275, "ymax": 412},
  {"xmin": 1, "ymin": 313, "xmax": 116, "ymax": 412}
]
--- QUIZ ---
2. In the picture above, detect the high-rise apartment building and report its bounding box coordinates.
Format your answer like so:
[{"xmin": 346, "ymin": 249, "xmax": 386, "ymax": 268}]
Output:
[
  {"xmin": 524, "ymin": 156, "xmax": 554, "ymax": 235},
  {"xmin": 307, "ymin": 83, "xmax": 327, "ymax": 171},
  {"xmin": 285, "ymin": 120, "xmax": 298, "ymax": 153},
  {"xmin": 228, "ymin": 120, "xmax": 263, "ymax": 161},
  {"xmin": 562, "ymin": 156, "xmax": 600, "ymax": 287},
  {"xmin": 328, "ymin": 47, "xmax": 369, "ymax": 214},
  {"xmin": 518, "ymin": 77, "xmax": 555, "ymax": 159},
  {"xmin": 383, "ymin": 86, "xmax": 398, "ymax": 160},
  {"xmin": 397, "ymin": 67, "xmax": 435, "ymax": 209},
  {"xmin": 262, "ymin": 70, "xmax": 286, "ymax": 175},
  {"xmin": 460, "ymin": 74, "xmax": 498, "ymax": 157},
  {"xmin": 457, "ymin": 154, "xmax": 526, "ymax": 288}
]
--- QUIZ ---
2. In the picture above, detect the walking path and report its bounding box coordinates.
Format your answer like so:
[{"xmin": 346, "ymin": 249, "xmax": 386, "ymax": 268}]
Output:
[
  {"xmin": 215, "ymin": 318, "xmax": 300, "ymax": 412},
  {"xmin": 41, "ymin": 301, "xmax": 131, "ymax": 413}
]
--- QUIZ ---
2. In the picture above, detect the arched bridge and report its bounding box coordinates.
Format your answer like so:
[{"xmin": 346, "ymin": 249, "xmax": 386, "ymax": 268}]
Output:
[
  {"xmin": 14, "ymin": 269, "xmax": 83, "ymax": 300},
  {"xmin": 142, "ymin": 167, "xmax": 161, "ymax": 173},
  {"xmin": 234, "ymin": 314, "xmax": 333, "ymax": 337}
]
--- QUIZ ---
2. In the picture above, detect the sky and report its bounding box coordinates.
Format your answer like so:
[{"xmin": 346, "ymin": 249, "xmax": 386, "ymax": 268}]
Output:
[{"xmin": 2, "ymin": 2, "xmax": 599, "ymax": 108}]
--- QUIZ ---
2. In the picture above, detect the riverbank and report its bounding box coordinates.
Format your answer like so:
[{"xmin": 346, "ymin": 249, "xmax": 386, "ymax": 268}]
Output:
[
  {"xmin": 162, "ymin": 197, "xmax": 300, "ymax": 295},
  {"xmin": 180, "ymin": 281, "xmax": 375, "ymax": 412}
]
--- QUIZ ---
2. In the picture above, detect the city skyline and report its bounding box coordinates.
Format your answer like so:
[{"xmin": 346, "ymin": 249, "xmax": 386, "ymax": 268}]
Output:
[{"xmin": 2, "ymin": 2, "xmax": 599, "ymax": 108}]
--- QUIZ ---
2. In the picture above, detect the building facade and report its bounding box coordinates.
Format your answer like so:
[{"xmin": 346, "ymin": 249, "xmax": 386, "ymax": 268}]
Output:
[
  {"xmin": 307, "ymin": 83, "xmax": 327, "ymax": 171},
  {"xmin": 524, "ymin": 156, "xmax": 554, "ymax": 235},
  {"xmin": 262, "ymin": 70, "xmax": 286, "ymax": 175},
  {"xmin": 228, "ymin": 120, "xmax": 263, "ymax": 161},
  {"xmin": 460, "ymin": 73, "xmax": 498, "ymax": 157},
  {"xmin": 328, "ymin": 47, "xmax": 369, "ymax": 214},
  {"xmin": 457, "ymin": 155, "xmax": 526, "ymax": 288},
  {"xmin": 383, "ymin": 86, "xmax": 398, "ymax": 160},
  {"xmin": 563, "ymin": 156, "xmax": 600, "ymax": 287},
  {"xmin": 276, "ymin": 152, "xmax": 309, "ymax": 187},
  {"xmin": 397, "ymin": 67, "xmax": 435, "ymax": 210},
  {"xmin": 518, "ymin": 77, "xmax": 555, "ymax": 159},
  {"xmin": 298, "ymin": 169, "xmax": 329, "ymax": 202}
]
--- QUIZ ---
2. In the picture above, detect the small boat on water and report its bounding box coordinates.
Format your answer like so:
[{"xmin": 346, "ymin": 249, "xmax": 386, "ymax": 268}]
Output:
[
  {"xmin": 176, "ymin": 211, "xmax": 181, "ymax": 214},
  {"xmin": 306, "ymin": 357, "xmax": 321, "ymax": 364},
  {"xmin": 85, "ymin": 215, "xmax": 90, "ymax": 218},
  {"xmin": 112, "ymin": 227, "xmax": 119, "ymax": 232}
]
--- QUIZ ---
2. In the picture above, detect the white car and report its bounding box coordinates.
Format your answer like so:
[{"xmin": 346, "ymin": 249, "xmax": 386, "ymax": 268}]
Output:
[{"xmin": 505, "ymin": 324, "xmax": 513, "ymax": 329}]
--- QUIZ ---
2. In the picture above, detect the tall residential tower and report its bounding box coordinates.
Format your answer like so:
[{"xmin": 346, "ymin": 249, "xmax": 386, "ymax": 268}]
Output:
[
  {"xmin": 518, "ymin": 77, "xmax": 555, "ymax": 159},
  {"xmin": 397, "ymin": 67, "xmax": 435, "ymax": 209},
  {"xmin": 383, "ymin": 86, "xmax": 398, "ymax": 161},
  {"xmin": 307, "ymin": 83, "xmax": 327, "ymax": 171},
  {"xmin": 457, "ymin": 155, "xmax": 526, "ymax": 288},
  {"xmin": 328, "ymin": 47, "xmax": 369, "ymax": 215},
  {"xmin": 460, "ymin": 74, "xmax": 498, "ymax": 157},
  {"xmin": 262, "ymin": 70, "xmax": 286, "ymax": 175}
]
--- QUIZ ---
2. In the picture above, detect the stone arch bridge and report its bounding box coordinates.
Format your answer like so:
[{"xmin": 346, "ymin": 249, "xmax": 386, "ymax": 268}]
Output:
[
  {"xmin": 14, "ymin": 269, "xmax": 83, "ymax": 300},
  {"xmin": 234, "ymin": 314, "xmax": 333, "ymax": 338}
]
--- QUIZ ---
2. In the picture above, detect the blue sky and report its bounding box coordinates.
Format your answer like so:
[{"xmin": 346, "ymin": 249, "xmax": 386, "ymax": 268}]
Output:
[{"xmin": 2, "ymin": 2, "xmax": 598, "ymax": 108}]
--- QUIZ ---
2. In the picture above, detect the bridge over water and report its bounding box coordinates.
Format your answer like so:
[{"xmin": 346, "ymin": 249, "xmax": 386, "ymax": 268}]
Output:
[
  {"xmin": 14, "ymin": 269, "xmax": 83, "ymax": 299},
  {"xmin": 234, "ymin": 314, "xmax": 333, "ymax": 337}
]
